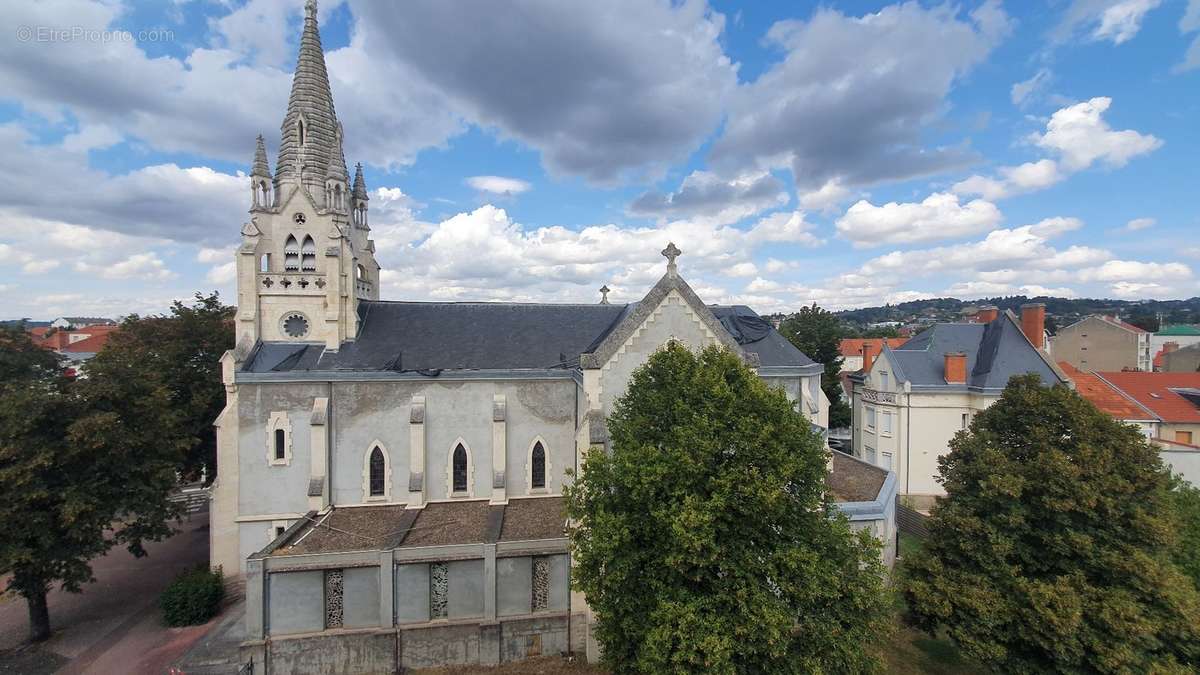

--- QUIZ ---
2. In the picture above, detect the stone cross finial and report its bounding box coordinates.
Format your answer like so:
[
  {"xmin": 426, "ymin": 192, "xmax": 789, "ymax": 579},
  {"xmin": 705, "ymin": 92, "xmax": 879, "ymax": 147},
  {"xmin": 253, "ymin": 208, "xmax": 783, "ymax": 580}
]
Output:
[
  {"xmin": 599, "ymin": 285, "xmax": 611, "ymax": 305},
  {"xmin": 661, "ymin": 242, "xmax": 682, "ymax": 275}
]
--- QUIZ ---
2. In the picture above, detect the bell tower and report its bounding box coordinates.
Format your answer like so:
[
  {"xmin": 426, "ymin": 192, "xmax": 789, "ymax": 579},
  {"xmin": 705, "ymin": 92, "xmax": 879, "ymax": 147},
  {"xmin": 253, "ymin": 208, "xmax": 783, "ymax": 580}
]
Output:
[{"xmin": 234, "ymin": 0, "xmax": 380, "ymax": 351}]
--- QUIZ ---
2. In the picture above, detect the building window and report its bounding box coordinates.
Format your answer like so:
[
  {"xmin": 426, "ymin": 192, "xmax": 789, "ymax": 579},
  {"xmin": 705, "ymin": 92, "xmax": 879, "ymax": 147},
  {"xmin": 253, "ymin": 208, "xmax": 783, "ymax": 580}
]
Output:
[
  {"xmin": 879, "ymin": 371, "xmax": 889, "ymax": 390},
  {"xmin": 881, "ymin": 452, "xmax": 893, "ymax": 470},
  {"xmin": 325, "ymin": 569, "xmax": 343, "ymax": 629},
  {"xmin": 961, "ymin": 413, "xmax": 969, "ymax": 430},
  {"xmin": 530, "ymin": 442, "xmax": 546, "ymax": 489},
  {"xmin": 260, "ymin": 253, "xmax": 270, "ymax": 273},
  {"xmin": 301, "ymin": 235, "xmax": 316, "ymax": 271},
  {"xmin": 369, "ymin": 447, "xmax": 385, "ymax": 496},
  {"xmin": 452, "ymin": 444, "xmax": 468, "ymax": 493},
  {"xmin": 430, "ymin": 562, "xmax": 448, "ymax": 619},
  {"xmin": 865, "ymin": 445, "xmax": 876, "ymax": 464},
  {"xmin": 266, "ymin": 411, "xmax": 291, "ymax": 466},
  {"xmin": 281, "ymin": 312, "xmax": 310, "ymax": 339},
  {"xmin": 531, "ymin": 557, "xmax": 551, "ymax": 612},
  {"xmin": 361, "ymin": 441, "xmax": 391, "ymax": 501},
  {"xmin": 881, "ymin": 411, "xmax": 892, "ymax": 435},
  {"xmin": 1177, "ymin": 430, "xmax": 1194, "ymax": 445},
  {"xmin": 284, "ymin": 234, "xmax": 300, "ymax": 271},
  {"xmin": 866, "ymin": 406, "xmax": 876, "ymax": 430}
]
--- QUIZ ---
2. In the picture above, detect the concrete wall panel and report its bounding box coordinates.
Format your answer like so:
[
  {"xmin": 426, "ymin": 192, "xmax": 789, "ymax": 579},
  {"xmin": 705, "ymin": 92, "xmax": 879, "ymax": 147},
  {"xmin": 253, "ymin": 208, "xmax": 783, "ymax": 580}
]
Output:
[
  {"xmin": 448, "ymin": 559, "xmax": 484, "ymax": 619},
  {"xmin": 395, "ymin": 563, "xmax": 430, "ymax": 624},
  {"xmin": 496, "ymin": 556, "xmax": 532, "ymax": 617},
  {"xmin": 268, "ymin": 570, "xmax": 325, "ymax": 636},
  {"xmin": 268, "ymin": 630, "xmax": 395, "ymax": 675},
  {"xmin": 342, "ymin": 566, "xmax": 380, "ymax": 629}
]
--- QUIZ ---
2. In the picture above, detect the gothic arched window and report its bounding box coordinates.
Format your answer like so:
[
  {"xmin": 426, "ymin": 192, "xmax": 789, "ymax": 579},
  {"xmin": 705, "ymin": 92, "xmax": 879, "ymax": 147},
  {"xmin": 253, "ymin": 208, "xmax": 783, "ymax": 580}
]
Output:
[
  {"xmin": 452, "ymin": 443, "xmax": 468, "ymax": 493},
  {"xmin": 301, "ymin": 235, "xmax": 316, "ymax": 271},
  {"xmin": 368, "ymin": 446, "xmax": 385, "ymax": 497},
  {"xmin": 298, "ymin": 119, "xmax": 305, "ymax": 146},
  {"xmin": 531, "ymin": 442, "xmax": 546, "ymax": 489},
  {"xmin": 284, "ymin": 235, "xmax": 299, "ymax": 271}
]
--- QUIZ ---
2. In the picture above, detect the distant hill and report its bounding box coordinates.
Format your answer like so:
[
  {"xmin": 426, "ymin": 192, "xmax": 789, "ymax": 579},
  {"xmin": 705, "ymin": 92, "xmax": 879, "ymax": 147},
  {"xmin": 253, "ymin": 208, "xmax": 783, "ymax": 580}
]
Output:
[{"xmin": 828, "ymin": 296, "xmax": 1200, "ymax": 335}]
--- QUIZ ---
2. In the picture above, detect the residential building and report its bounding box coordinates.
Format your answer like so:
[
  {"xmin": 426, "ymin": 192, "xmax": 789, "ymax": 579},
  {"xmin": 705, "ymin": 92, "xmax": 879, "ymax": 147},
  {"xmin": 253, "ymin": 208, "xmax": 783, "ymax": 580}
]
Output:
[
  {"xmin": 210, "ymin": 5, "xmax": 893, "ymax": 670},
  {"xmin": 1151, "ymin": 324, "xmax": 1200, "ymax": 355},
  {"xmin": 1163, "ymin": 342, "xmax": 1200, "ymax": 372},
  {"xmin": 29, "ymin": 324, "xmax": 119, "ymax": 376},
  {"xmin": 48, "ymin": 316, "xmax": 115, "ymax": 329},
  {"xmin": 839, "ymin": 337, "xmax": 907, "ymax": 373},
  {"xmin": 1062, "ymin": 363, "xmax": 1200, "ymax": 485},
  {"xmin": 850, "ymin": 305, "xmax": 1066, "ymax": 508},
  {"xmin": 1050, "ymin": 314, "xmax": 1152, "ymax": 372}
]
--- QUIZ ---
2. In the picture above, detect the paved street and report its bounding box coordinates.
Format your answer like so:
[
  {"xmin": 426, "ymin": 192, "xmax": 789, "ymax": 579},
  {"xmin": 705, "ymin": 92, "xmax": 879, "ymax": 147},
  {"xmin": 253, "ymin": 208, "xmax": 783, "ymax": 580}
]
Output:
[{"xmin": 0, "ymin": 508, "xmax": 215, "ymax": 674}]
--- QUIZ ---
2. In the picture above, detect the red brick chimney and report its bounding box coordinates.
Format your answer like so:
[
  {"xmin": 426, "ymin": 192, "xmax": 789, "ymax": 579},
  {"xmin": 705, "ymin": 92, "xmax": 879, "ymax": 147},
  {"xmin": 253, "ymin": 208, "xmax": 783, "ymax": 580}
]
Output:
[
  {"xmin": 862, "ymin": 341, "xmax": 881, "ymax": 373},
  {"xmin": 1164, "ymin": 341, "xmax": 1180, "ymax": 355},
  {"xmin": 1021, "ymin": 303, "xmax": 1046, "ymax": 350},
  {"xmin": 944, "ymin": 352, "xmax": 967, "ymax": 384},
  {"xmin": 975, "ymin": 305, "xmax": 999, "ymax": 323}
]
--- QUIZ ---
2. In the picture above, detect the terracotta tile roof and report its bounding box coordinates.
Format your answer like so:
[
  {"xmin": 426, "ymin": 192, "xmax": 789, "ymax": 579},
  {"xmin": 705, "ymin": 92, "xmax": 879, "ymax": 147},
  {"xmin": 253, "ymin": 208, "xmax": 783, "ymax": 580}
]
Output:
[
  {"xmin": 827, "ymin": 451, "xmax": 887, "ymax": 503},
  {"xmin": 1096, "ymin": 371, "xmax": 1200, "ymax": 424},
  {"xmin": 59, "ymin": 326, "xmax": 118, "ymax": 353},
  {"xmin": 839, "ymin": 338, "xmax": 907, "ymax": 358},
  {"xmin": 1059, "ymin": 362, "xmax": 1152, "ymax": 420}
]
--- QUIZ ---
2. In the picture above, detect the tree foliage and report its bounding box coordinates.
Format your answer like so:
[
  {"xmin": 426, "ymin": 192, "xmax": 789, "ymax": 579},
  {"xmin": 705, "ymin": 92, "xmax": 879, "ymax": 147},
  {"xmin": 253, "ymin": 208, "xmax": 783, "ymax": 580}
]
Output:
[
  {"xmin": 779, "ymin": 304, "xmax": 851, "ymax": 429},
  {"xmin": 0, "ymin": 322, "xmax": 187, "ymax": 641},
  {"xmin": 566, "ymin": 343, "xmax": 890, "ymax": 674},
  {"xmin": 1169, "ymin": 474, "xmax": 1200, "ymax": 590},
  {"xmin": 83, "ymin": 292, "xmax": 234, "ymax": 479},
  {"xmin": 902, "ymin": 374, "xmax": 1200, "ymax": 673}
]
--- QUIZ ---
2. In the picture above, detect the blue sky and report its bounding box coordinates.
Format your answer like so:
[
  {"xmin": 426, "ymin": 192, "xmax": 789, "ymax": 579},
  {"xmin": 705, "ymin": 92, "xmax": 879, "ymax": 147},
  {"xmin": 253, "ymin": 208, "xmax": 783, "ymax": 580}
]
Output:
[{"xmin": 1, "ymin": 0, "xmax": 1198, "ymax": 319}]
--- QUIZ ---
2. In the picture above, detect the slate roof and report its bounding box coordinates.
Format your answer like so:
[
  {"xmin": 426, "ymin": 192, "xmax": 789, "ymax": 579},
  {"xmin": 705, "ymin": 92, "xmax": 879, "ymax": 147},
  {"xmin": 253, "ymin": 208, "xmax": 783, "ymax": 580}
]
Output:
[
  {"xmin": 884, "ymin": 313, "xmax": 1063, "ymax": 390},
  {"xmin": 827, "ymin": 451, "xmax": 888, "ymax": 503},
  {"xmin": 244, "ymin": 300, "xmax": 814, "ymax": 373}
]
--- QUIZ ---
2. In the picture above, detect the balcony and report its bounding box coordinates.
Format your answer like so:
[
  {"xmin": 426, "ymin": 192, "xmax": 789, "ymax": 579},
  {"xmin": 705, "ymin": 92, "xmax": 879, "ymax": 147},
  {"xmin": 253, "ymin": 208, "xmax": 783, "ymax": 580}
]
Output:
[{"xmin": 861, "ymin": 388, "xmax": 897, "ymax": 404}]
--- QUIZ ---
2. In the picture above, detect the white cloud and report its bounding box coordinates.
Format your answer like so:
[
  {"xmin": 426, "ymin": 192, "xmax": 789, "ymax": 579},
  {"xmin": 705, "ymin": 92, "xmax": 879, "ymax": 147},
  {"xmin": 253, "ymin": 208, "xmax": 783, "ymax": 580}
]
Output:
[
  {"xmin": 745, "ymin": 277, "xmax": 782, "ymax": 293},
  {"xmin": 797, "ymin": 180, "xmax": 852, "ymax": 214},
  {"xmin": 1177, "ymin": 0, "xmax": 1200, "ymax": 71},
  {"xmin": 75, "ymin": 253, "xmax": 175, "ymax": 282},
  {"xmin": 1011, "ymin": 69, "xmax": 1053, "ymax": 107},
  {"xmin": 1055, "ymin": 0, "xmax": 1163, "ymax": 45},
  {"xmin": 954, "ymin": 98, "xmax": 1157, "ymax": 201},
  {"xmin": 1078, "ymin": 259, "xmax": 1192, "ymax": 282},
  {"xmin": 1033, "ymin": 97, "xmax": 1162, "ymax": 171},
  {"xmin": 747, "ymin": 211, "xmax": 823, "ymax": 247},
  {"xmin": 465, "ymin": 175, "xmax": 532, "ymax": 197},
  {"xmin": 836, "ymin": 192, "xmax": 1002, "ymax": 247},
  {"xmin": 1029, "ymin": 216, "xmax": 1084, "ymax": 238},
  {"xmin": 1125, "ymin": 217, "xmax": 1156, "ymax": 231}
]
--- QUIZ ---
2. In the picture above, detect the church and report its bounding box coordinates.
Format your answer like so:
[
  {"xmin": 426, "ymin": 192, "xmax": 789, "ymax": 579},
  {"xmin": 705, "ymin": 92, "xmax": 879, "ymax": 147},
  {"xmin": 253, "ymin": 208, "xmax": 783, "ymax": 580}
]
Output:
[{"xmin": 209, "ymin": 3, "xmax": 896, "ymax": 671}]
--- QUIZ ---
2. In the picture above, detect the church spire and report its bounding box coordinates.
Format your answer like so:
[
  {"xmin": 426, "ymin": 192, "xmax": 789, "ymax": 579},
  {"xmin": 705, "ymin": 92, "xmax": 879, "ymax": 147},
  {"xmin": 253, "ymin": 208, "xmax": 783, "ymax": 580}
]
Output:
[
  {"xmin": 275, "ymin": 0, "xmax": 340, "ymax": 192},
  {"xmin": 252, "ymin": 134, "xmax": 270, "ymax": 177},
  {"xmin": 352, "ymin": 162, "xmax": 368, "ymax": 200}
]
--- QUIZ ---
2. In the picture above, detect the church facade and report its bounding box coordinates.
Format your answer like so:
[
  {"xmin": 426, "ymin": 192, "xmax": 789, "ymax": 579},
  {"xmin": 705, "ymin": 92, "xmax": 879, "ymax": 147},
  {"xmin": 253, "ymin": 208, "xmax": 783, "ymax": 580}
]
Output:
[{"xmin": 209, "ymin": 3, "xmax": 894, "ymax": 671}]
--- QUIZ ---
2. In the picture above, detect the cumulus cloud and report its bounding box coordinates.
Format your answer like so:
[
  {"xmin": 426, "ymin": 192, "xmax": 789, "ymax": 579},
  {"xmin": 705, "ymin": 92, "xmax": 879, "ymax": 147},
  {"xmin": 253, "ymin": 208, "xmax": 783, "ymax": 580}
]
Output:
[
  {"xmin": 1034, "ymin": 97, "xmax": 1162, "ymax": 171},
  {"xmin": 1078, "ymin": 259, "xmax": 1192, "ymax": 282},
  {"xmin": 836, "ymin": 193, "xmax": 1003, "ymax": 248},
  {"xmin": 710, "ymin": 1, "xmax": 1009, "ymax": 190},
  {"xmin": 798, "ymin": 180, "xmax": 853, "ymax": 214},
  {"xmin": 1055, "ymin": 0, "xmax": 1163, "ymax": 45},
  {"xmin": 628, "ymin": 171, "xmax": 789, "ymax": 225},
  {"xmin": 954, "ymin": 98, "xmax": 1158, "ymax": 200},
  {"xmin": 1125, "ymin": 217, "xmax": 1156, "ymax": 231},
  {"xmin": 466, "ymin": 176, "xmax": 532, "ymax": 197}
]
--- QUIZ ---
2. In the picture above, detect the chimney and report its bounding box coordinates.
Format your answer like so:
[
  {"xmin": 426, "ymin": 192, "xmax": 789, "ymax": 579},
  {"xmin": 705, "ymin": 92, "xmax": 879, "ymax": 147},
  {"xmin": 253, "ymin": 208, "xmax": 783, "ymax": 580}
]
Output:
[
  {"xmin": 975, "ymin": 305, "xmax": 999, "ymax": 323},
  {"xmin": 1021, "ymin": 303, "xmax": 1046, "ymax": 350},
  {"xmin": 944, "ymin": 352, "xmax": 967, "ymax": 384},
  {"xmin": 1164, "ymin": 341, "xmax": 1180, "ymax": 354},
  {"xmin": 862, "ymin": 341, "xmax": 881, "ymax": 372}
]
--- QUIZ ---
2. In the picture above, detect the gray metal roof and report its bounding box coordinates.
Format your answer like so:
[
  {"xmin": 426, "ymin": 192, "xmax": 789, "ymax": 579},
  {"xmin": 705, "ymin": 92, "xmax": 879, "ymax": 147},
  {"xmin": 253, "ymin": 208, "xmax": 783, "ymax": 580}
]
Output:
[
  {"xmin": 243, "ymin": 300, "xmax": 814, "ymax": 373},
  {"xmin": 889, "ymin": 315, "xmax": 1062, "ymax": 389}
]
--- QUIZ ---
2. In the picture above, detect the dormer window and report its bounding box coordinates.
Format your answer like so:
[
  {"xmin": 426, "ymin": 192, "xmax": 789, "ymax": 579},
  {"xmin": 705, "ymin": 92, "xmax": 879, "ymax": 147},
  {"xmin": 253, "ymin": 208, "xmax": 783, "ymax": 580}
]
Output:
[{"xmin": 301, "ymin": 235, "xmax": 316, "ymax": 271}]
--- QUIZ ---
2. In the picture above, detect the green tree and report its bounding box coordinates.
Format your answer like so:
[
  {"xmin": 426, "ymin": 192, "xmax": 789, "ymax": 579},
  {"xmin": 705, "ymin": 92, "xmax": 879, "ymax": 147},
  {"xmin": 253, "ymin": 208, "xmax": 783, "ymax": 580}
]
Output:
[
  {"xmin": 779, "ymin": 304, "xmax": 851, "ymax": 429},
  {"xmin": 83, "ymin": 292, "xmax": 234, "ymax": 479},
  {"xmin": 1169, "ymin": 474, "xmax": 1200, "ymax": 589},
  {"xmin": 0, "ymin": 325, "xmax": 60, "ymax": 381},
  {"xmin": 903, "ymin": 374, "xmax": 1200, "ymax": 673},
  {"xmin": 0, "ymin": 328, "xmax": 185, "ymax": 641},
  {"xmin": 566, "ymin": 343, "xmax": 890, "ymax": 674}
]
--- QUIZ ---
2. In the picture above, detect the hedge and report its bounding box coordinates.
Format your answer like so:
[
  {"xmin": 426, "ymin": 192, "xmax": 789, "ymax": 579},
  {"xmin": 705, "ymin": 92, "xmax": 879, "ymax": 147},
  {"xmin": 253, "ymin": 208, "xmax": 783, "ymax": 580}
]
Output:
[{"xmin": 160, "ymin": 564, "xmax": 224, "ymax": 626}]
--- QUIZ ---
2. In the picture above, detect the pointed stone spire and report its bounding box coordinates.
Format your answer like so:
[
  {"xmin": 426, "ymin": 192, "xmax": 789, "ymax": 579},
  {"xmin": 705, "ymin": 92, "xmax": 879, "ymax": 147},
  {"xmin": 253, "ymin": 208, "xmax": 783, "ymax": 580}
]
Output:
[
  {"xmin": 251, "ymin": 134, "xmax": 270, "ymax": 177},
  {"xmin": 352, "ymin": 163, "xmax": 368, "ymax": 201},
  {"xmin": 275, "ymin": 0, "xmax": 341, "ymax": 186}
]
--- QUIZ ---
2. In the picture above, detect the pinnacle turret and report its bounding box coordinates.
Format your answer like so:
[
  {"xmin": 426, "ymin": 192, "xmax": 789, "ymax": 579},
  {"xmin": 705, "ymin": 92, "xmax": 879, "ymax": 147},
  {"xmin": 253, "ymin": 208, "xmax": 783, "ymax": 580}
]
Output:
[
  {"xmin": 352, "ymin": 163, "xmax": 368, "ymax": 201},
  {"xmin": 252, "ymin": 134, "xmax": 270, "ymax": 177},
  {"xmin": 275, "ymin": 0, "xmax": 340, "ymax": 187}
]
